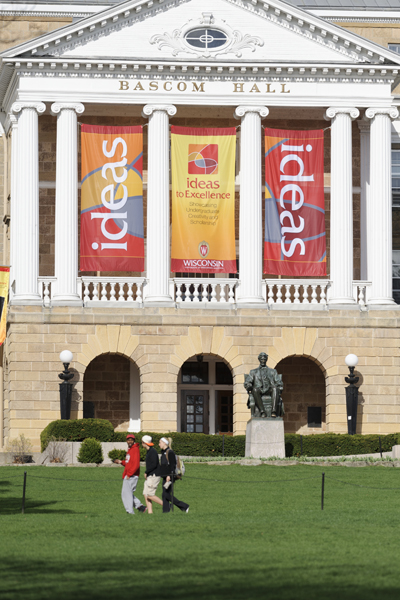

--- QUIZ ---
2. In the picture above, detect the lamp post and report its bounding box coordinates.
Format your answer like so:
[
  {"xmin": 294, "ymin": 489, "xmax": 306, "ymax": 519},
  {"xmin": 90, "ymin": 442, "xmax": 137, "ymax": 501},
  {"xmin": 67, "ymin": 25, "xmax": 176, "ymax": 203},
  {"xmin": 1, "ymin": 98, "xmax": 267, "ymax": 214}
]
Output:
[
  {"xmin": 345, "ymin": 354, "xmax": 359, "ymax": 435},
  {"xmin": 58, "ymin": 350, "xmax": 74, "ymax": 420}
]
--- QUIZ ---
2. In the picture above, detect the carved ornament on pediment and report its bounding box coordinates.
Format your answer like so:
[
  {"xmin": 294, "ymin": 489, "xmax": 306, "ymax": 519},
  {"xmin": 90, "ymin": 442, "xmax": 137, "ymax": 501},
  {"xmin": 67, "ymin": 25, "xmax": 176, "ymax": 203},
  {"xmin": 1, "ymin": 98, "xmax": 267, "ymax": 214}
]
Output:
[{"xmin": 150, "ymin": 12, "xmax": 264, "ymax": 59}]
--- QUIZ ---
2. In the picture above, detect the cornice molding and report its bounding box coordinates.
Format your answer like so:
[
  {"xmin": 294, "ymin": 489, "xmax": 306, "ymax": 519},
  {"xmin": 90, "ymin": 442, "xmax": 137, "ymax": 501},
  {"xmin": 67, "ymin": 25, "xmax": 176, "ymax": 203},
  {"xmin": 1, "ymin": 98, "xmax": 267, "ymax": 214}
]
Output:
[{"xmin": 9, "ymin": 58, "xmax": 399, "ymax": 84}]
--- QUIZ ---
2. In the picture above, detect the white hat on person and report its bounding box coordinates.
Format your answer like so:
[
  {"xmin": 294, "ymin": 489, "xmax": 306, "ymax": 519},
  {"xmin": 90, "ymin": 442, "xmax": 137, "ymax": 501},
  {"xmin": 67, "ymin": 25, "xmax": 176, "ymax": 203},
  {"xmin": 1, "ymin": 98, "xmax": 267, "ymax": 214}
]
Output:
[{"xmin": 142, "ymin": 435, "xmax": 154, "ymax": 446}]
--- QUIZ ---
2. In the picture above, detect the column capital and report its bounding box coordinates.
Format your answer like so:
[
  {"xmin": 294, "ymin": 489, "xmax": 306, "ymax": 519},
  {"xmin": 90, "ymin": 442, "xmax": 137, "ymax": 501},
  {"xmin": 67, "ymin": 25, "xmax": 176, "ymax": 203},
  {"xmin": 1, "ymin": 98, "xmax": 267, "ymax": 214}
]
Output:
[
  {"xmin": 51, "ymin": 102, "xmax": 85, "ymax": 116},
  {"xmin": 11, "ymin": 101, "xmax": 46, "ymax": 115},
  {"xmin": 365, "ymin": 107, "xmax": 399, "ymax": 121},
  {"xmin": 325, "ymin": 107, "xmax": 359, "ymax": 121},
  {"xmin": 234, "ymin": 105, "xmax": 269, "ymax": 119},
  {"xmin": 142, "ymin": 104, "xmax": 177, "ymax": 118}
]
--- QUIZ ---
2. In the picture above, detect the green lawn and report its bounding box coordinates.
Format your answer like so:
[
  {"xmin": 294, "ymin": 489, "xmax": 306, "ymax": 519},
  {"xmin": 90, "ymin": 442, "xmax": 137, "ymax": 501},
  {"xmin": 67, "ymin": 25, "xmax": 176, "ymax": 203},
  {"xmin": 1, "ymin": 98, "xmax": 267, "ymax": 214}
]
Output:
[{"xmin": 1, "ymin": 464, "xmax": 400, "ymax": 600}]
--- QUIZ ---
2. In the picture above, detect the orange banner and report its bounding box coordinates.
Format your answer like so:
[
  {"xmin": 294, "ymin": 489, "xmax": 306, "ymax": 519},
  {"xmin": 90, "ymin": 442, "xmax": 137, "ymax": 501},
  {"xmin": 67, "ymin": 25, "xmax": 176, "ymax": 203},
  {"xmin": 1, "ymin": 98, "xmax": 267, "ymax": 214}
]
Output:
[
  {"xmin": 80, "ymin": 125, "xmax": 144, "ymax": 272},
  {"xmin": 171, "ymin": 126, "xmax": 237, "ymax": 273}
]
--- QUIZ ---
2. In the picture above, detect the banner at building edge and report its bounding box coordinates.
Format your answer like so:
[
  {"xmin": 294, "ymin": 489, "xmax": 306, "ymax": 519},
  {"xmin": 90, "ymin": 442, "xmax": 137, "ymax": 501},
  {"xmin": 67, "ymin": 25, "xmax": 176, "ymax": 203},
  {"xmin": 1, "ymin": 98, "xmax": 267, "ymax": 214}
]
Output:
[
  {"xmin": 171, "ymin": 125, "xmax": 237, "ymax": 273},
  {"xmin": 264, "ymin": 127, "xmax": 326, "ymax": 277},
  {"xmin": 0, "ymin": 267, "xmax": 10, "ymax": 346},
  {"xmin": 80, "ymin": 124, "xmax": 144, "ymax": 272}
]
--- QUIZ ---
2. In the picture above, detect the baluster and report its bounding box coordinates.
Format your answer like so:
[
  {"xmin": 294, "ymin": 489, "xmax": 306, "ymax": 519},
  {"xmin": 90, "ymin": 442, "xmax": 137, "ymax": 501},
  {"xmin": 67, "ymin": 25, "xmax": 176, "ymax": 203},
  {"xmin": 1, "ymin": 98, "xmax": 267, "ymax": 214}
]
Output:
[
  {"xmin": 276, "ymin": 284, "xmax": 283, "ymax": 304},
  {"xmin": 192, "ymin": 282, "xmax": 200, "ymax": 302},
  {"xmin": 202, "ymin": 283, "xmax": 208, "ymax": 303},
  {"xmin": 219, "ymin": 282, "xmax": 227, "ymax": 303},
  {"xmin": 267, "ymin": 283, "xmax": 275, "ymax": 305},
  {"xmin": 311, "ymin": 284, "xmax": 318, "ymax": 304},
  {"xmin": 284, "ymin": 285, "xmax": 291, "ymax": 304},
  {"xmin": 228, "ymin": 282, "xmax": 235, "ymax": 304},
  {"xmin": 117, "ymin": 282, "xmax": 125, "ymax": 302},
  {"xmin": 302, "ymin": 284, "xmax": 310, "ymax": 304},
  {"xmin": 211, "ymin": 283, "xmax": 217, "ymax": 303},
  {"xmin": 110, "ymin": 283, "xmax": 116, "ymax": 302},
  {"xmin": 293, "ymin": 284, "xmax": 300, "ymax": 304},
  {"xmin": 83, "ymin": 281, "xmax": 90, "ymax": 304},
  {"xmin": 320, "ymin": 284, "xmax": 327, "ymax": 306},
  {"xmin": 92, "ymin": 280, "xmax": 99, "ymax": 301},
  {"xmin": 43, "ymin": 281, "xmax": 51, "ymax": 307},
  {"xmin": 101, "ymin": 282, "xmax": 108, "ymax": 302},
  {"xmin": 358, "ymin": 285, "xmax": 365, "ymax": 307},
  {"xmin": 127, "ymin": 283, "xmax": 134, "ymax": 302},
  {"xmin": 176, "ymin": 282, "xmax": 182, "ymax": 303}
]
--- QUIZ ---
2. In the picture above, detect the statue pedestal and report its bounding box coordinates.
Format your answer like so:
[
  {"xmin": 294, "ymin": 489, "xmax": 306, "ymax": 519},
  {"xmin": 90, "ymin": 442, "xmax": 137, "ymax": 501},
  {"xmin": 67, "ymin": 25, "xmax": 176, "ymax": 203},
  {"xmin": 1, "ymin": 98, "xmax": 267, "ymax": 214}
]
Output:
[{"xmin": 245, "ymin": 418, "xmax": 285, "ymax": 459}]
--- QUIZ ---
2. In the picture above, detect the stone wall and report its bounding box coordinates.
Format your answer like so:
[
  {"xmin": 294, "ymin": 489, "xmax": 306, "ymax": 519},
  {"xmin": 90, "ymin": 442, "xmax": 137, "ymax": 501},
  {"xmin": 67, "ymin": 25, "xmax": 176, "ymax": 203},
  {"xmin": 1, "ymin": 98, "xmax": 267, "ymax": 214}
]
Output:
[{"xmin": 5, "ymin": 305, "xmax": 400, "ymax": 451}]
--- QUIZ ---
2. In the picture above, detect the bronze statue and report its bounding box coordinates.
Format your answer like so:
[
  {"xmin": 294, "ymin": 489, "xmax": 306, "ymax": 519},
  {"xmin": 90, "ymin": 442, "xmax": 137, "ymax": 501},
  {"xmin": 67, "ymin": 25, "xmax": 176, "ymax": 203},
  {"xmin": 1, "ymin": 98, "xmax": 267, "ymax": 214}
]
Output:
[{"xmin": 244, "ymin": 352, "xmax": 284, "ymax": 418}]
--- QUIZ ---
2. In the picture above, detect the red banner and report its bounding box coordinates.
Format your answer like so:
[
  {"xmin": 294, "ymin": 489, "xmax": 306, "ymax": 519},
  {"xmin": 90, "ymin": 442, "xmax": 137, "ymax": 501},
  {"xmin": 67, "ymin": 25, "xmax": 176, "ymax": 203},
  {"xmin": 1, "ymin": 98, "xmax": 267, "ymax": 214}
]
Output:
[
  {"xmin": 264, "ymin": 128, "xmax": 326, "ymax": 277},
  {"xmin": 80, "ymin": 125, "xmax": 144, "ymax": 272}
]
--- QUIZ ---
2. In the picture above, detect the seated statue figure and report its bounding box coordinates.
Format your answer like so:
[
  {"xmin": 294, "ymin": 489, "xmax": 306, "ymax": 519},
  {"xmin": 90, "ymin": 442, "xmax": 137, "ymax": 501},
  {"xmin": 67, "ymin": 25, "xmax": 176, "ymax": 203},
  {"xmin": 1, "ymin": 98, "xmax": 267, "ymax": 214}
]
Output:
[{"xmin": 244, "ymin": 352, "xmax": 284, "ymax": 418}]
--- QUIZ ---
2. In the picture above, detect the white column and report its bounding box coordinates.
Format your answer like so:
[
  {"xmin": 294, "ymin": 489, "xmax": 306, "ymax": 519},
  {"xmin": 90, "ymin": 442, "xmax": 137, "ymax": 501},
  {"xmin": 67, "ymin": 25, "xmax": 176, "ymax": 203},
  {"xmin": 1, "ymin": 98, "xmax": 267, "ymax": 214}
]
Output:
[
  {"xmin": 9, "ymin": 115, "xmax": 19, "ymax": 301},
  {"xmin": 51, "ymin": 102, "xmax": 85, "ymax": 305},
  {"xmin": 142, "ymin": 104, "xmax": 176, "ymax": 302},
  {"xmin": 325, "ymin": 107, "xmax": 359, "ymax": 304},
  {"xmin": 234, "ymin": 105, "xmax": 269, "ymax": 304},
  {"xmin": 358, "ymin": 120, "xmax": 370, "ymax": 281},
  {"xmin": 365, "ymin": 107, "xmax": 399, "ymax": 304},
  {"xmin": 11, "ymin": 101, "xmax": 46, "ymax": 303}
]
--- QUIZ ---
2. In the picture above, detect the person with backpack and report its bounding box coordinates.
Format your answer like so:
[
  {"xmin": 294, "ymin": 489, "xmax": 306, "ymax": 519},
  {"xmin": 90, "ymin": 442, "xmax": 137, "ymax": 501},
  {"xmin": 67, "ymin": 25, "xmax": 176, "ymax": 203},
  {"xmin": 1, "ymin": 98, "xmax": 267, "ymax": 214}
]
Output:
[
  {"xmin": 142, "ymin": 434, "xmax": 163, "ymax": 514},
  {"xmin": 113, "ymin": 433, "xmax": 147, "ymax": 515},
  {"xmin": 158, "ymin": 437, "xmax": 189, "ymax": 513}
]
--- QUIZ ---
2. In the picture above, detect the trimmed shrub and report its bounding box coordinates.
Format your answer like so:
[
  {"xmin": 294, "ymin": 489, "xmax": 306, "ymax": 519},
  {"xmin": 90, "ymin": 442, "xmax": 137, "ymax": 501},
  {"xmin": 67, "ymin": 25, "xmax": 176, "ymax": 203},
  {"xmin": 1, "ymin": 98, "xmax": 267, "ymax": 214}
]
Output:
[
  {"xmin": 284, "ymin": 433, "xmax": 399, "ymax": 458},
  {"xmin": 112, "ymin": 431, "xmax": 246, "ymax": 460},
  {"xmin": 41, "ymin": 419, "xmax": 115, "ymax": 452},
  {"xmin": 77, "ymin": 438, "xmax": 103, "ymax": 464},
  {"xmin": 108, "ymin": 449, "xmax": 126, "ymax": 462}
]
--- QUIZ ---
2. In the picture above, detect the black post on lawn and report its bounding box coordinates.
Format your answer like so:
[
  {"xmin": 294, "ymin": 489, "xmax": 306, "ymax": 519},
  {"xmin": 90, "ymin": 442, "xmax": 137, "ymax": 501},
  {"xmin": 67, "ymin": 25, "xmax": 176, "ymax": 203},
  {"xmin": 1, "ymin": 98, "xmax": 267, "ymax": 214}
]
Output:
[
  {"xmin": 222, "ymin": 434, "xmax": 225, "ymax": 458},
  {"xmin": 379, "ymin": 436, "xmax": 383, "ymax": 458},
  {"xmin": 300, "ymin": 435, "xmax": 303, "ymax": 456},
  {"xmin": 21, "ymin": 471, "xmax": 27, "ymax": 514},
  {"xmin": 321, "ymin": 472, "xmax": 325, "ymax": 511},
  {"xmin": 170, "ymin": 472, "xmax": 174, "ymax": 513}
]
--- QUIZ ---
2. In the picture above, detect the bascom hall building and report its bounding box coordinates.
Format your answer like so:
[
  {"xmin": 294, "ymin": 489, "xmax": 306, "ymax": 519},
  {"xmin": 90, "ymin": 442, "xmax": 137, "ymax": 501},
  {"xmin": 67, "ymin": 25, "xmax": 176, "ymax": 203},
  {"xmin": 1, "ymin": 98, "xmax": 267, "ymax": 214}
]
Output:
[{"xmin": 0, "ymin": 0, "xmax": 399, "ymax": 452}]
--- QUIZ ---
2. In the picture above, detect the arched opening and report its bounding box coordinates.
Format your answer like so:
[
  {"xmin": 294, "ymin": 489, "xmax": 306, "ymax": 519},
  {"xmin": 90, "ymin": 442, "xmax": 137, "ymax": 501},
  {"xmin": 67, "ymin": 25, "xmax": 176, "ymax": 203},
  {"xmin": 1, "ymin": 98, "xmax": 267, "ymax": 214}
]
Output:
[
  {"xmin": 83, "ymin": 354, "xmax": 140, "ymax": 431},
  {"xmin": 276, "ymin": 356, "xmax": 326, "ymax": 434},
  {"xmin": 177, "ymin": 355, "xmax": 233, "ymax": 435}
]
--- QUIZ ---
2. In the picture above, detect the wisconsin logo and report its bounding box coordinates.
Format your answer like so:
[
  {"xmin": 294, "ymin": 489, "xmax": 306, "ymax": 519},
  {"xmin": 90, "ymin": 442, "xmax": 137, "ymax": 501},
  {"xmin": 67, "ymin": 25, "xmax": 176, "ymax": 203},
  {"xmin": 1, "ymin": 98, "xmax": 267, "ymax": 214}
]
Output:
[
  {"xmin": 188, "ymin": 144, "xmax": 218, "ymax": 175},
  {"xmin": 198, "ymin": 241, "xmax": 210, "ymax": 258}
]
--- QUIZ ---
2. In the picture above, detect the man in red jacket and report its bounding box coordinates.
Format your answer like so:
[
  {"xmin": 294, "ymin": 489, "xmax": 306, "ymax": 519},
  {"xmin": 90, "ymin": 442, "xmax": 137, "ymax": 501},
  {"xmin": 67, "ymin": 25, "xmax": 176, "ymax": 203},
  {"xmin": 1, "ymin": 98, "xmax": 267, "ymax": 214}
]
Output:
[{"xmin": 114, "ymin": 434, "xmax": 147, "ymax": 514}]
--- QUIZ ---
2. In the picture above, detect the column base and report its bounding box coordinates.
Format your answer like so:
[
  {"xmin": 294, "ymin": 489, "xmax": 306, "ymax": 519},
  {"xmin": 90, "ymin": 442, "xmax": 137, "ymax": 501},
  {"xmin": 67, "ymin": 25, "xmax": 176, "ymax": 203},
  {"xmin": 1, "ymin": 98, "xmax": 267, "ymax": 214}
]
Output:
[
  {"xmin": 10, "ymin": 294, "xmax": 42, "ymax": 306},
  {"xmin": 367, "ymin": 298, "xmax": 396, "ymax": 306},
  {"xmin": 236, "ymin": 296, "xmax": 266, "ymax": 305},
  {"xmin": 144, "ymin": 298, "xmax": 175, "ymax": 307},
  {"xmin": 52, "ymin": 295, "xmax": 83, "ymax": 307},
  {"xmin": 327, "ymin": 297, "xmax": 356, "ymax": 305}
]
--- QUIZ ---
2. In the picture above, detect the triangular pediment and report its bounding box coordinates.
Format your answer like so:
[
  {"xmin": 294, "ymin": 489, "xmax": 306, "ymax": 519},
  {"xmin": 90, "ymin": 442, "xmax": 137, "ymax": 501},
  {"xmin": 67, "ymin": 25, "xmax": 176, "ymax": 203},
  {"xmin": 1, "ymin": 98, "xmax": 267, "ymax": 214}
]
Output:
[{"xmin": 2, "ymin": 0, "xmax": 400, "ymax": 67}]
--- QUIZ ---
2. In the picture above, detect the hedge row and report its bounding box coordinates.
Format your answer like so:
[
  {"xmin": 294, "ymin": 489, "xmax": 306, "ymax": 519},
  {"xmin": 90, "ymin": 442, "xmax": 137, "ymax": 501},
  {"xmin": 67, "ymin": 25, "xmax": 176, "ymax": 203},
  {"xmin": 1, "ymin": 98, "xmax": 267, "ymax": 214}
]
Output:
[
  {"xmin": 40, "ymin": 419, "xmax": 115, "ymax": 452},
  {"xmin": 284, "ymin": 433, "xmax": 400, "ymax": 458},
  {"xmin": 41, "ymin": 419, "xmax": 400, "ymax": 458}
]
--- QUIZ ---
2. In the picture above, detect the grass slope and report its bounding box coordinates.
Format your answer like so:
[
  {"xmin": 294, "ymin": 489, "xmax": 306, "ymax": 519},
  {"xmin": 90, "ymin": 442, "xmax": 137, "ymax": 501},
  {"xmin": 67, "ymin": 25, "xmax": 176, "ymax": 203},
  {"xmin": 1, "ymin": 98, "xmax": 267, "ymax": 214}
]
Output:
[{"xmin": 1, "ymin": 464, "xmax": 400, "ymax": 600}]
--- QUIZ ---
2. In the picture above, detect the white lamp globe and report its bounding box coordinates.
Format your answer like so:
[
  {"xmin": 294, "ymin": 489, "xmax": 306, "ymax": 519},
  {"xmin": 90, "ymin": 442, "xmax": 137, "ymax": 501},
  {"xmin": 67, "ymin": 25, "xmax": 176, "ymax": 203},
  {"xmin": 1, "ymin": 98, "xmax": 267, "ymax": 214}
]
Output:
[
  {"xmin": 60, "ymin": 350, "xmax": 73, "ymax": 364},
  {"xmin": 345, "ymin": 354, "xmax": 358, "ymax": 368}
]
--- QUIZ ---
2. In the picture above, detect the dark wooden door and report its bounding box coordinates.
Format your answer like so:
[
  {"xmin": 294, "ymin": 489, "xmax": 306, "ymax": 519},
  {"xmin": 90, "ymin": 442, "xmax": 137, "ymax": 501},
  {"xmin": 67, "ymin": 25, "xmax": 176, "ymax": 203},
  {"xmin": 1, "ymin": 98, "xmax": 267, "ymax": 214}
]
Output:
[
  {"xmin": 216, "ymin": 390, "xmax": 233, "ymax": 434},
  {"xmin": 181, "ymin": 390, "xmax": 209, "ymax": 434}
]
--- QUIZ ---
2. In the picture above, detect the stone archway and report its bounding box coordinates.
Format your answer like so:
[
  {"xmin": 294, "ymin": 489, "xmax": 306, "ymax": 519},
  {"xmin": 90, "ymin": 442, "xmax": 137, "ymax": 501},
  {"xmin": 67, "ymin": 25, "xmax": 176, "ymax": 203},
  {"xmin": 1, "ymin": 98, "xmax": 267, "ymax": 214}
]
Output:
[
  {"xmin": 83, "ymin": 353, "xmax": 140, "ymax": 431},
  {"xmin": 276, "ymin": 356, "xmax": 326, "ymax": 434}
]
